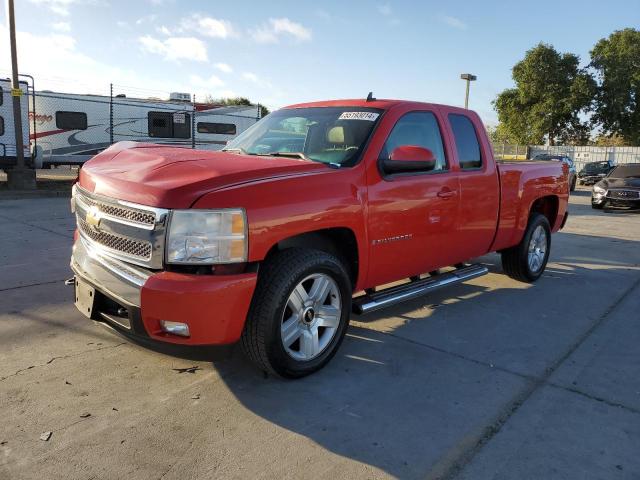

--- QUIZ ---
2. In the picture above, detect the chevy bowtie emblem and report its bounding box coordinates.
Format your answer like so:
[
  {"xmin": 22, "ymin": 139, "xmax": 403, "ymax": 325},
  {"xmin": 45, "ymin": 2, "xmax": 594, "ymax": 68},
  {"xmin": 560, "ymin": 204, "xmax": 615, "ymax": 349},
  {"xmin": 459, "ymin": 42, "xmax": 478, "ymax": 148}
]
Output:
[{"xmin": 85, "ymin": 206, "xmax": 102, "ymax": 229}]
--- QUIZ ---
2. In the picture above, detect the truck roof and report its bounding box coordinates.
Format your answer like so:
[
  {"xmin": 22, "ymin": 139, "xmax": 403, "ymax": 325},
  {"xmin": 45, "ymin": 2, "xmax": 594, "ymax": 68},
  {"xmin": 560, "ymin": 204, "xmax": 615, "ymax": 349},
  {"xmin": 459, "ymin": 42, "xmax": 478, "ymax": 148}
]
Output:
[{"xmin": 284, "ymin": 98, "xmax": 471, "ymax": 113}]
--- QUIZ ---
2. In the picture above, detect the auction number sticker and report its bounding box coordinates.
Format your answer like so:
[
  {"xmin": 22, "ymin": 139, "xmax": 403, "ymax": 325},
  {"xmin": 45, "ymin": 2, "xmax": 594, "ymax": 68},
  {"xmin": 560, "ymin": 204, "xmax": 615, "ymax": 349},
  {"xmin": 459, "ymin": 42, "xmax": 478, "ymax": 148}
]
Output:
[
  {"xmin": 173, "ymin": 112, "xmax": 186, "ymax": 124},
  {"xmin": 338, "ymin": 111, "xmax": 379, "ymax": 121}
]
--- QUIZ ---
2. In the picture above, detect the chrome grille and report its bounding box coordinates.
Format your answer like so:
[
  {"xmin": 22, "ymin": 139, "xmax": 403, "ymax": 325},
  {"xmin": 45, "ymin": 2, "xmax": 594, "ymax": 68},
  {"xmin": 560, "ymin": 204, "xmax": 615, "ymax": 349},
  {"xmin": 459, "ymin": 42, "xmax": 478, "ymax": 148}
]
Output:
[
  {"xmin": 78, "ymin": 219, "xmax": 152, "ymax": 260},
  {"xmin": 73, "ymin": 187, "xmax": 168, "ymax": 269},
  {"xmin": 76, "ymin": 190, "xmax": 156, "ymax": 226},
  {"xmin": 608, "ymin": 190, "xmax": 640, "ymax": 200}
]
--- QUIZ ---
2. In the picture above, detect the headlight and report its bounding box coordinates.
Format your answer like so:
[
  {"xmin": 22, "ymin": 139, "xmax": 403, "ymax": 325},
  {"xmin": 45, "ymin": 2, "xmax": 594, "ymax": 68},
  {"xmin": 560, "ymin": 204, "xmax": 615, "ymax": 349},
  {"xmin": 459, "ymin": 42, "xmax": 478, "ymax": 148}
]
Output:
[
  {"xmin": 593, "ymin": 185, "xmax": 606, "ymax": 195},
  {"xmin": 166, "ymin": 209, "xmax": 247, "ymax": 264}
]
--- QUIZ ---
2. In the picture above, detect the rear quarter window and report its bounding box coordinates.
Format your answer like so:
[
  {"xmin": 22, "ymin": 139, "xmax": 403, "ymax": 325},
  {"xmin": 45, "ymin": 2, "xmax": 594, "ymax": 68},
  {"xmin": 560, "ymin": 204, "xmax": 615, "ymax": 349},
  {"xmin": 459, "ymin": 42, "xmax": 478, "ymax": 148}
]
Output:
[{"xmin": 449, "ymin": 114, "xmax": 482, "ymax": 170}]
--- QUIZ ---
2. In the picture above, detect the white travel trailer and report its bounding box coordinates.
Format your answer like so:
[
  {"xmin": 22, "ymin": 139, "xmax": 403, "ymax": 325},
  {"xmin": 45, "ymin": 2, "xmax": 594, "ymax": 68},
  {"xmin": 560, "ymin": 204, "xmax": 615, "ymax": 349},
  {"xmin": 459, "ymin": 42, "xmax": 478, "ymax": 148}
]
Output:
[
  {"xmin": 30, "ymin": 91, "xmax": 260, "ymax": 168},
  {"xmin": 0, "ymin": 78, "xmax": 31, "ymax": 170}
]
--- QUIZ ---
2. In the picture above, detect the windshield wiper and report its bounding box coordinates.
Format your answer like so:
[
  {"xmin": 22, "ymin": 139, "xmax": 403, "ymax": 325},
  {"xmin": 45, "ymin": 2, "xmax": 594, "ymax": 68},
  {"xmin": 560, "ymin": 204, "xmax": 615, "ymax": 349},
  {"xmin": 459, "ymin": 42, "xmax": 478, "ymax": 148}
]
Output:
[
  {"xmin": 265, "ymin": 151, "xmax": 308, "ymax": 160},
  {"xmin": 222, "ymin": 147, "xmax": 247, "ymax": 154}
]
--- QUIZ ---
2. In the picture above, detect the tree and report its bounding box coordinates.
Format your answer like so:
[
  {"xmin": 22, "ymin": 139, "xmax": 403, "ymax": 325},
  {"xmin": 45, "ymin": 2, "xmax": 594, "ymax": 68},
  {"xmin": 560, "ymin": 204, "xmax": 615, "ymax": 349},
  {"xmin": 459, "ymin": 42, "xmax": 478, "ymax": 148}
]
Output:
[
  {"xmin": 486, "ymin": 123, "xmax": 517, "ymax": 145},
  {"xmin": 590, "ymin": 28, "xmax": 640, "ymax": 145},
  {"xmin": 204, "ymin": 95, "xmax": 270, "ymax": 117},
  {"xmin": 493, "ymin": 43, "xmax": 596, "ymax": 145}
]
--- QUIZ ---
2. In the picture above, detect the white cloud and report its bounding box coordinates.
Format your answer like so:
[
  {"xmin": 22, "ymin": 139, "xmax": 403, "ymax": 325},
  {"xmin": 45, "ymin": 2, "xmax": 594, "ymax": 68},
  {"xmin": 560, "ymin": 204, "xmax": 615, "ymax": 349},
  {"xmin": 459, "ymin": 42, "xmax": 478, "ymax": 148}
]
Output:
[
  {"xmin": 139, "ymin": 35, "xmax": 208, "ymax": 62},
  {"xmin": 214, "ymin": 62, "xmax": 233, "ymax": 74},
  {"xmin": 179, "ymin": 15, "xmax": 236, "ymax": 39},
  {"xmin": 157, "ymin": 25, "xmax": 171, "ymax": 35},
  {"xmin": 378, "ymin": 4, "xmax": 392, "ymax": 16},
  {"xmin": 243, "ymin": 72, "xmax": 259, "ymax": 83},
  {"xmin": 29, "ymin": 0, "xmax": 99, "ymax": 17},
  {"xmin": 52, "ymin": 22, "xmax": 71, "ymax": 32},
  {"xmin": 189, "ymin": 74, "xmax": 225, "ymax": 89},
  {"xmin": 252, "ymin": 18, "xmax": 312, "ymax": 44},
  {"xmin": 439, "ymin": 14, "xmax": 467, "ymax": 30}
]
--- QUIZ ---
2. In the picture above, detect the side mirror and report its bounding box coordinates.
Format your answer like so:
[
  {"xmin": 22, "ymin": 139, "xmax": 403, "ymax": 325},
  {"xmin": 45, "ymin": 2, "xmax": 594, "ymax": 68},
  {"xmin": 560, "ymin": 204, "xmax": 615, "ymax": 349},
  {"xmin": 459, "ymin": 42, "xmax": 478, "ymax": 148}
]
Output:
[{"xmin": 383, "ymin": 145, "xmax": 436, "ymax": 174}]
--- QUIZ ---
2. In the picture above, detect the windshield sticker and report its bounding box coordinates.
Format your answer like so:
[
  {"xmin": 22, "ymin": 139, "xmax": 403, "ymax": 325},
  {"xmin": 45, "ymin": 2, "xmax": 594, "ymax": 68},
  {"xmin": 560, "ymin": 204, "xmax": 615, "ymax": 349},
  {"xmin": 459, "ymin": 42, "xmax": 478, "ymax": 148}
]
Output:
[{"xmin": 338, "ymin": 112, "xmax": 380, "ymax": 121}]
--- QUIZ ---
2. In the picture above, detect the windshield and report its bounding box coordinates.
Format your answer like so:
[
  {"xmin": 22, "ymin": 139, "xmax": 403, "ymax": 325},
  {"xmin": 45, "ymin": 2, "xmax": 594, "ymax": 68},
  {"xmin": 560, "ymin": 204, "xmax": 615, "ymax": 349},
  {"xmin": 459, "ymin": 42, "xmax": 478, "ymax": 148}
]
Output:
[
  {"xmin": 608, "ymin": 164, "xmax": 640, "ymax": 179},
  {"xmin": 224, "ymin": 107, "xmax": 383, "ymax": 166},
  {"xmin": 584, "ymin": 162, "xmax": 609, "ymax": 173}
]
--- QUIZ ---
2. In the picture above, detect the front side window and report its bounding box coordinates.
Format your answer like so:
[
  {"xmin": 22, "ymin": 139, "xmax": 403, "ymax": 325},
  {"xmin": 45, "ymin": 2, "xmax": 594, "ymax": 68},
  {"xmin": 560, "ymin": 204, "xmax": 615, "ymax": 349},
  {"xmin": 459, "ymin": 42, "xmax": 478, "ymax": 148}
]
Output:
[
  {"xmin": 224, "ymin": 107, "xmax": 382, "ymax": 166},
  {"xmin": 56, "ymin": 111, "xmax": 88, "ymax": 130},
  {"xmin": 380, "ymin": 111, "xmax": 447, "ymax": 173},
  {"xmin": 449, "ymin": 114, "xmax": 482, "ymax": 169}
]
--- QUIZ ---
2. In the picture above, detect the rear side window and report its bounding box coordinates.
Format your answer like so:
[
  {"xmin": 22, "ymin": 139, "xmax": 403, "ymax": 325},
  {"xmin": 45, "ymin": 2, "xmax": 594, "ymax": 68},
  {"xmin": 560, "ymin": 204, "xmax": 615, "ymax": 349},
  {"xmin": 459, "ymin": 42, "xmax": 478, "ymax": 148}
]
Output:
[
  {"xmin": 381, "ymin": 111, "xmax": 448, "ymax": 173},
  {"xmin": 0, "ymin": 116, "xmax": 4, "ymax": 136},
  {"xmin": 197, "ymin": 122, "xmax": 236, "ymax": 135},
  {"xmin": 56, "ymin": 111, "xmax": 88, "ymax": 130},
  {"xmin": 449, "ymin": 114, "xmax": 482, "ymax": 169}
]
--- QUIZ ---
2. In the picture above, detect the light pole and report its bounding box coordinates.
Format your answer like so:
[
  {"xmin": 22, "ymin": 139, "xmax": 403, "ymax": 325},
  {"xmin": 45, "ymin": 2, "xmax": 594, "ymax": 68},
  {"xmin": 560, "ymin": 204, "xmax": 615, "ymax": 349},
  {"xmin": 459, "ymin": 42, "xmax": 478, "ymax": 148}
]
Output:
[
  {"xmin": 460, "ymin": 73, "xmax": 477, "ymax": 109},
  {"xmin": 6, "ymin": 0, "xmax": 36, "ymax": 189}
]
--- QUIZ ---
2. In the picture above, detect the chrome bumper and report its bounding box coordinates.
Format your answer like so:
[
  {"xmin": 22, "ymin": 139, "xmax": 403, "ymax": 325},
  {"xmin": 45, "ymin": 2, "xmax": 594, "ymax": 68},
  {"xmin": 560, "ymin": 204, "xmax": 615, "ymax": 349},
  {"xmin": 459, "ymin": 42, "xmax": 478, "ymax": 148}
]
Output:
[{"xmin": 70, "ymin": 237, "xmax": 153, "ymax": 308}]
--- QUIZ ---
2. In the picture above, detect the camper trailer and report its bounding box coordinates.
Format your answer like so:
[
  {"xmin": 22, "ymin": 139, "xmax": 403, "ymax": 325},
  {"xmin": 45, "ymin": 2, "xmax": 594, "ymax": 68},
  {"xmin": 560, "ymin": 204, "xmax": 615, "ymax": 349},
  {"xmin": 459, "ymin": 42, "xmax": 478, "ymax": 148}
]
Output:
[
  {"xmin": 30, "ymin": 91, "xmax": 260, "ymax": 168},
  {"xmin": 0, "ymin": 78, "xmax": 31, "ymax": 170}
]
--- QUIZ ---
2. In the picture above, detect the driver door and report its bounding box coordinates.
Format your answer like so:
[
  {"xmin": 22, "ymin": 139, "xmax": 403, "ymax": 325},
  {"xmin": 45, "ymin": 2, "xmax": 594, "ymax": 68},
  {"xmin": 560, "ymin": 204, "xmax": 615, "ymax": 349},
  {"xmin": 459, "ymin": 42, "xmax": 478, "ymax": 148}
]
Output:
[{"xmin": 366, "ymin": 110, "xmax": 461, "ymax": 287}]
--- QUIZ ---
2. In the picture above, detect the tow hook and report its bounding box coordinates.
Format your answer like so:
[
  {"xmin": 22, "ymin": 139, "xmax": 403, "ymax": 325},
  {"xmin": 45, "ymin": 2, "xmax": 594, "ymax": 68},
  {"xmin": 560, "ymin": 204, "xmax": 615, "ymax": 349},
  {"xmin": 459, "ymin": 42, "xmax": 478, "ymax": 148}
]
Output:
[{"xmin": 65, "ymin": 277, "xmax": 76, "ymax": 286}]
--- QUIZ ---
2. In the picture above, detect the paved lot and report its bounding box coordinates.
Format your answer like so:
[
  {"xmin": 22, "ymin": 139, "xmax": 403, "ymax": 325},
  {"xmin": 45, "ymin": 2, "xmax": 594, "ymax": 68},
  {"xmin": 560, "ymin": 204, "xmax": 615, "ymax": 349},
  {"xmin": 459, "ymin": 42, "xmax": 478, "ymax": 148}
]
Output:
[{"xmin": 1, "ymin": 187, "xmax": 639, "ymax": 480}]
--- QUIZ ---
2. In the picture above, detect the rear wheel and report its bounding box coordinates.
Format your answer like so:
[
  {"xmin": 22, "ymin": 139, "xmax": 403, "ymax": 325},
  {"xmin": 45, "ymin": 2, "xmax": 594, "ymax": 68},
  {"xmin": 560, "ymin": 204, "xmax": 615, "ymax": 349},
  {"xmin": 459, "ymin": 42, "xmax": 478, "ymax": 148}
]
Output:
[
  {"xmin": 501, "ymin": 213, "xmax": 551, "ymax": 282},
  {"xmin": 241, "ymin": 248, "xmax": 352, "ymax": 378}
]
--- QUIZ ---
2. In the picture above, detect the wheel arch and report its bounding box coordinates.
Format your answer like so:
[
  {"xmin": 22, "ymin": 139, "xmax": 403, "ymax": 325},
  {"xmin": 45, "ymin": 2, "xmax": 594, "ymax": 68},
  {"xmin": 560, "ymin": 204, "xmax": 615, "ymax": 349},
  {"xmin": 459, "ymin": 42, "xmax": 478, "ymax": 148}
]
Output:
[
  {"xmin": 529, "ymin": 195, "xmax": 559, "ymax": 229},
  {"xmin": 262, "ymin": 227, "xmax": 360, "ymax": 288}
]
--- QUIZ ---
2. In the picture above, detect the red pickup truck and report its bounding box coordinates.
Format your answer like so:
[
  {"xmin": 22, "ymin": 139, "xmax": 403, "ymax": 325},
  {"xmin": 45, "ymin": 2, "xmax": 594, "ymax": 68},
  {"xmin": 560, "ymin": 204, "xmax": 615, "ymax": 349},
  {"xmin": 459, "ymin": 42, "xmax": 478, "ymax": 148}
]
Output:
[{"xmin": 70, "ymin": 98, "xmax": 569, "ymax": 377}]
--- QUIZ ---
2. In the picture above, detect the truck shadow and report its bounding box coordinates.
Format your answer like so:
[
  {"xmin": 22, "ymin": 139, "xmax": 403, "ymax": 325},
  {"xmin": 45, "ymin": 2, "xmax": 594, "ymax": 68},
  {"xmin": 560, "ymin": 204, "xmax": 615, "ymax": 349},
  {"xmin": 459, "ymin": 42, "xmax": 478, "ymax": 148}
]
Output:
[{"xmin": 203, "ymin": 231, "xmax": 640, "ymax": 478}]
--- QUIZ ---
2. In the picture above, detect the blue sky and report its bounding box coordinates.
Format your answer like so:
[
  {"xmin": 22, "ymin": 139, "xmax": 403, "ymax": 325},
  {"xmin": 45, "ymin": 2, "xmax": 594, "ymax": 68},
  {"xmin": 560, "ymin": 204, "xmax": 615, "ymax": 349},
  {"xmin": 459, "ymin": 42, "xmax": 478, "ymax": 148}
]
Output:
[{"xmin": 1, "ymin": 0, "xmax": 639, "ymax": 124}]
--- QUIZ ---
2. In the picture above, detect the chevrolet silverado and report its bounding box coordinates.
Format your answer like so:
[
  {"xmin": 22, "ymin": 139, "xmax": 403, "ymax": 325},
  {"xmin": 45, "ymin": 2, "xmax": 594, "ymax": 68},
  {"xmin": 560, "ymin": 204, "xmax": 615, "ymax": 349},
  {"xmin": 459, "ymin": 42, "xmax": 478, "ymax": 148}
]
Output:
[{"xmin": 70, "ymin": 98, "xmax": 569, "ymax": 377}]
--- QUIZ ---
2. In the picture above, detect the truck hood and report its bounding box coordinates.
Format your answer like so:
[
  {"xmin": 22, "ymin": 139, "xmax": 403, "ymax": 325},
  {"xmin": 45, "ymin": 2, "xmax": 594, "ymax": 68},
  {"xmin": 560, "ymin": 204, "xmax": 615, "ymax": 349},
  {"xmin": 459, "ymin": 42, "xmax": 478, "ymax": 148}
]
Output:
[{"xmin": 78, "ymin": 142, "xmax": 325, "ymax": 208}]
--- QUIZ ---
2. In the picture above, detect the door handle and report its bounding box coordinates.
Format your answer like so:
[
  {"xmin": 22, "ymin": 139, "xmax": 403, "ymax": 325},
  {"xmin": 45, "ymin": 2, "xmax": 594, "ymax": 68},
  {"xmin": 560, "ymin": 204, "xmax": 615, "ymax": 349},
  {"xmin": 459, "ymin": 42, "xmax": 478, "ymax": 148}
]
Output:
[{"xmin": 437, "ymin": 189, "xmax": 457, "ymax": 199}]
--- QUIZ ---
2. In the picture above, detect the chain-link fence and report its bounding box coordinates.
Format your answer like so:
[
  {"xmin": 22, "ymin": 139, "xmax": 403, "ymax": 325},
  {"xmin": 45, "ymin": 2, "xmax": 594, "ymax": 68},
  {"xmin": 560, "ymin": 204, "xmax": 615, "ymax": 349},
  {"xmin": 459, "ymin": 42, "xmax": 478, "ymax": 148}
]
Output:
[{"xmin": 491, "ymin": 143, "xmax": 640, "ymax": 171}]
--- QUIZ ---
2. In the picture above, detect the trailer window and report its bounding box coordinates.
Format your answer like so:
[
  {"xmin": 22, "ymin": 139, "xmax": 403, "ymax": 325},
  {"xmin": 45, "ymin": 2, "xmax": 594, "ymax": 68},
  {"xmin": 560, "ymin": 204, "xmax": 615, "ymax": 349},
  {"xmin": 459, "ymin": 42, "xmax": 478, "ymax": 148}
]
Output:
[
  {"xmin": 0, "ymin": 116, "xmax": 4, "ymax": 136},
  {"xmin": 56, "ymin": 111, "xmax": 88, "ymax": 130},
  {"xmin": 197, "ymin": 122, "xmax": 237, "ymax": 135},
  {"xmin": 148, "ymin": 111, "xmax": 191, "ymax": 138},
  {"xmin": 449, "ymin": 114, "xmax": 482, "ymax": 169}
]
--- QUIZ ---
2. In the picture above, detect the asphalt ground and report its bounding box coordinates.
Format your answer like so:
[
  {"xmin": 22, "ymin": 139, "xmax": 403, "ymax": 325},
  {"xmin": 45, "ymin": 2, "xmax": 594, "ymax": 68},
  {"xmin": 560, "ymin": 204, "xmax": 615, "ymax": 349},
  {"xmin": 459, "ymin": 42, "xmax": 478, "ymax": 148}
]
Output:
[{"xmin": 1, "ymin": 186, "xmax": 639, "ymax": 479}]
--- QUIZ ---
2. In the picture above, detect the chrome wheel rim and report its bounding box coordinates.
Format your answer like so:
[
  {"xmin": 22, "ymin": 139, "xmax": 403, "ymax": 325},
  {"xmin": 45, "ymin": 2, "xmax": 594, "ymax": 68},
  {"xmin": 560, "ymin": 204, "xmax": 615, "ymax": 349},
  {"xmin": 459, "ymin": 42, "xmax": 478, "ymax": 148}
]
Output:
[
  {"xmin": 527, "ymin": 225, "xmax": 548, "ymax": 272},
  {"xmin": 280, "ymin": 273, "xmax": 341, "ymax": 361}
]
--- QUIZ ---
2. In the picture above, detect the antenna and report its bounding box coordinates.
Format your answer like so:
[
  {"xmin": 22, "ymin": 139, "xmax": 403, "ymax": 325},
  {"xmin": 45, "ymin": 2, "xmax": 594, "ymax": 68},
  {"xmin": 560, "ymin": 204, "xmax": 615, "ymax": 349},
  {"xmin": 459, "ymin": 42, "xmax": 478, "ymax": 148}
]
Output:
[{"xmin": 366, "ymin": 92, "xmax": 376, "ymax": 102}]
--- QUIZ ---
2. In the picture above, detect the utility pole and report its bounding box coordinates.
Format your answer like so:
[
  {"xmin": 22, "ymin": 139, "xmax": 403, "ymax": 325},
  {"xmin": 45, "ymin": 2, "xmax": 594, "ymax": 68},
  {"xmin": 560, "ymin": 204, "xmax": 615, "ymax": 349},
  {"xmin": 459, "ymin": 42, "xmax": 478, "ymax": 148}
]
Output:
[
  {"xmin": 460, "ymin": 73, "xmax": 477, "ymax": 109},
  {"xmin": 6, "ymin": 0, "xmax": 35, "ymax": 189}
]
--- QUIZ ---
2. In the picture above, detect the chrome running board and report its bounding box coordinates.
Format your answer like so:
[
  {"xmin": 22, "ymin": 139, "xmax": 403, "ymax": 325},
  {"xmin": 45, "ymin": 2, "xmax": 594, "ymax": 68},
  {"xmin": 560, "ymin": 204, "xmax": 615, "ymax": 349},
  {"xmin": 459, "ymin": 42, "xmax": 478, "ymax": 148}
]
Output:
[{"xmin": 352, "ymin": 264, "xmax": 489, "ymax": 315}]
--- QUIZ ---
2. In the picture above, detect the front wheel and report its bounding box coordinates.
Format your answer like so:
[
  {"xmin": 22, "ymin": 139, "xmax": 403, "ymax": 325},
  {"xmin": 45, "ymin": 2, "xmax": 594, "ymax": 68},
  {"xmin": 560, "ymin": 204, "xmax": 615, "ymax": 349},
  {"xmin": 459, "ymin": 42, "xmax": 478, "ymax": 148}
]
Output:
[
  {"xmin": 501, "ymin": 213, "xmax": 551, "ymax": 282},
  {"xmin": 241, "ymin": 248, "xmax": 352, "ymax": 378}
]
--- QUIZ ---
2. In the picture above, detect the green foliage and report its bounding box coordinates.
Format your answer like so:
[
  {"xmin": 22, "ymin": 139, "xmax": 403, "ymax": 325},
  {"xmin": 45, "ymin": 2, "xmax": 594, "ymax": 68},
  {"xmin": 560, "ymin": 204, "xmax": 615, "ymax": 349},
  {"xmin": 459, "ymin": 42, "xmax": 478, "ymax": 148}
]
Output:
[
  {"xmin": 486, "ymin": 123, "xmax": 517, "ymax": 145},
  {"xmin": 204, "ymin": 95, "xmax": 270, "ymax": 117},
  {"xmin": 493, "ymin": 43, "xmax": 595, "ymax": 145},
  {"xmin": 590, "ymin": 28, "xmax": 640, "ymax": 145},
  {"xmin": 592, "ymin": 133, "xmax": 628, "ymax": 147}
]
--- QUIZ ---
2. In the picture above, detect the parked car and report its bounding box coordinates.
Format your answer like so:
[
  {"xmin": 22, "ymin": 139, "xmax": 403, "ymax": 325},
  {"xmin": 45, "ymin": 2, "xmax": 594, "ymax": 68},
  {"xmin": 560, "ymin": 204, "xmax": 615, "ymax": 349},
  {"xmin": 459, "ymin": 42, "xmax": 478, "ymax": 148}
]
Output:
[
  {"xmin": 592, "ymin": 163, "xmax": 640, "ymax": 210},
  {"xmin": 532, "ymin": 153, "xmax": 577, "ymax": 191},
  {"xmin": 69, "ymin": 98, "xmax": 569, "ymax": 378},
  {"xmin": 578, "ymin": 160, "xmax": 615, "ymax": 186}
]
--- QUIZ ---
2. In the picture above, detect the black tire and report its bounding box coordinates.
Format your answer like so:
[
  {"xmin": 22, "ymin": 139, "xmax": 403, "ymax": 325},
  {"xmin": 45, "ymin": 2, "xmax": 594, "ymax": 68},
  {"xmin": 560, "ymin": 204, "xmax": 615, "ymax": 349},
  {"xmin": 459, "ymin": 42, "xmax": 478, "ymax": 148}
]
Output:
[
  {"xmin": 592, "ymin": 202, "xmax": 604, "ymax": 210},
  {"xmin": 570, "ymin": 176, "xmax": 577, "ymax": 192},
  {"xmin": 241, "ymin": 248, "xmax": 352, "ymax": 378},
  {"xmin": 501, "ymin": 213, "xmax": 551, "ymax": 283}
]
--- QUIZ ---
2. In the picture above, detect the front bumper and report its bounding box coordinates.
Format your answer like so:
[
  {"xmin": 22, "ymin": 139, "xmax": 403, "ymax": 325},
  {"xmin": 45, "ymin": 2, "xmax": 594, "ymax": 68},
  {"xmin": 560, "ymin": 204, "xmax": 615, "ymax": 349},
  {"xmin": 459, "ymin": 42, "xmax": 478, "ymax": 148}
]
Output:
[
  {"xmin": 71, "ymin": 237, "xmax": 258, "ymax": 345},
  {"xmin": 592, "ymin": 194, "xmax": 640, "ymax": 209}
]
